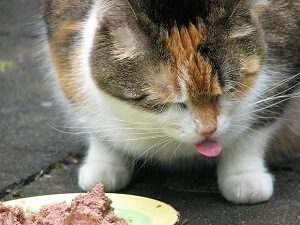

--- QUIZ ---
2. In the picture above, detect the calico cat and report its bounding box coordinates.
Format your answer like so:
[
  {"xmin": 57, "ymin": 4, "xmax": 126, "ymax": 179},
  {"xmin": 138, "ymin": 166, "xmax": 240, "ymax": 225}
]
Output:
[{"xmin": 43, "ymin": 0, "xmax": 300, "ymax": 204}]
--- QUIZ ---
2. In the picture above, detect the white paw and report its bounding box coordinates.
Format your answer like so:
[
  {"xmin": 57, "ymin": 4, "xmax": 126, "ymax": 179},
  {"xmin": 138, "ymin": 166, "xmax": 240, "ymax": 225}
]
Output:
[
  {"xmin": 219, "ymin": 171, "xmax": 274, "ymax": 204},
  {"xmin": 78, "ymin": 161, "xmax": 131, "ymax": 192}
]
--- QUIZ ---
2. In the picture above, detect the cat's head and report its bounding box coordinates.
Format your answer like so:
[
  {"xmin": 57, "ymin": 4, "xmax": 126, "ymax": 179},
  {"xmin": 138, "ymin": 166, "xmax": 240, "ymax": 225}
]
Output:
[
  {"xmin": 78, "ymin": 0, "xmax": 269, "ymax": 154},
  {"xmin": 45, "ymin": 0, "xmax": 266, "ymax": 155}
]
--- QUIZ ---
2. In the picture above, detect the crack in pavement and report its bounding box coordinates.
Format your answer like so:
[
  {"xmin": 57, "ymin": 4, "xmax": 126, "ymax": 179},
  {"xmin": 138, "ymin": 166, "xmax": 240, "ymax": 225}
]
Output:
[{"xmin": 0, "ymin": 153, "xmax": 83, "ymax": 200}]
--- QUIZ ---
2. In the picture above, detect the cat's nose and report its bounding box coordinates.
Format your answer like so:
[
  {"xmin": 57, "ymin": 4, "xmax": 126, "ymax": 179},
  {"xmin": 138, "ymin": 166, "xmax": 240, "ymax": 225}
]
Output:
[{"xmin": 201, "ymin": 127, "xmax": 217, "ymax": 138}]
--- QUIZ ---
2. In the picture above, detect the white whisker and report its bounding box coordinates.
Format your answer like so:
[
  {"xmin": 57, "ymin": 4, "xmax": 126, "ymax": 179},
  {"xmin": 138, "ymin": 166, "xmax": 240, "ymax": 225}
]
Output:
[
  {"xmin": 231, "ymin": 124, "xmax": 272, "ymax": 139},
  {"xmin": 104, "ymin": 135, "xmax": 167, "ymax": 142},
  {"xmin": 246, "ymin": 79, "xmax": 300, "ymax": 108},
  {"xmin": 136, "ymin": 138, "xmax": 174, "ymax": 172},
  {"xmin": 128, "ymin": 137, "xmax": 171, "ymax": 168},
  {"xmin": 48, "ymin": 123, "xmax": 164, "ymax": 136},
  {"xmin": 237, "ymin": 94, "xmax": 300, "ymax": 117},
  {"xmin": 259, "ymin": 72, "xmax": 300, "ymax": 96}
]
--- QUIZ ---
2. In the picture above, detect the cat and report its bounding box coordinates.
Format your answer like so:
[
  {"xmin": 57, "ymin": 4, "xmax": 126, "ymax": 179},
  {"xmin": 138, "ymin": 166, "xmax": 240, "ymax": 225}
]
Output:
[{"xmin": 43, "ymin": 0, "xmax": 300, "ymax": 204}]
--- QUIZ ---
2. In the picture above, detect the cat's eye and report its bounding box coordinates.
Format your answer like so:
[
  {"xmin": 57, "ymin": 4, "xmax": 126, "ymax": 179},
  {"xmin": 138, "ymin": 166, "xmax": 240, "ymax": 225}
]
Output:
[
  {"xmin": 177, "ymin": 103, "xmax": 187, "ymax": 109},
  {"xmin": 128, "ymin": 94, "xmax": 149, "ymax": 101},
  {"xmin": 163, "ymin": 102, "xmax": 187, "ymax": 110},
  {"xmin": 212, "ymin": 95, "xmax": 220, "ymax": 102}
]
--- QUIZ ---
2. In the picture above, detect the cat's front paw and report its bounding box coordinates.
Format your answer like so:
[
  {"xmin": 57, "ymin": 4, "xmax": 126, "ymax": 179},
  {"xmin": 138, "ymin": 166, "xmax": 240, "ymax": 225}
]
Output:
[
  {"xmin": 219, "ymin": 171, "xmax": 274, "ymax": 204},
  {"xmin": 78, "ymin": 161, "xmax": 131, "ymax": 192}
]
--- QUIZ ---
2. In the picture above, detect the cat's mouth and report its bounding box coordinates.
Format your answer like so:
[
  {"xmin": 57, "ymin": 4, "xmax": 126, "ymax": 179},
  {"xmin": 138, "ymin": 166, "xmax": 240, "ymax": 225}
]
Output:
[{"xmin": 195, "ymin": 140, "xmax": 222, "ymax": 157}]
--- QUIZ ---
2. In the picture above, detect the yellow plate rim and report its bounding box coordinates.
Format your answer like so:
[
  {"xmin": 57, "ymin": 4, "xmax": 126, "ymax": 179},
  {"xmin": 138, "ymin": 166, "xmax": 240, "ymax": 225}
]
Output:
[{"xmin": 3, "ymin": 193, "xmax": 179, "ymax": 225}]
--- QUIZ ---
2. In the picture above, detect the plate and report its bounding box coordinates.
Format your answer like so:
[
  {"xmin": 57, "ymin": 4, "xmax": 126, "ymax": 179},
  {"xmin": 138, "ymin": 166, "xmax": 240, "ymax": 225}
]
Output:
[{"xmin": 4, "ymin": 193, "xmax": 179, "ymax": 225}]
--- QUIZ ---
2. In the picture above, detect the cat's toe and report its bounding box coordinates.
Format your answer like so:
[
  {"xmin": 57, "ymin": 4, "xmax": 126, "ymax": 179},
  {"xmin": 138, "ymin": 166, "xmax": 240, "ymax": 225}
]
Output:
[
  {"xmin": 78, "ymin": 161, "xmax": 131, "ymax": 192},
  {"xmin": 219, "ymin": 171, "xmax": 274, "ymax": 204}
]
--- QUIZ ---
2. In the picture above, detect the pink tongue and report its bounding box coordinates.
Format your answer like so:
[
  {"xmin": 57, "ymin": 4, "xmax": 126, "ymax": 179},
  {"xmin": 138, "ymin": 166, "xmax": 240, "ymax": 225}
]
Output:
[{"xmin": 195, "ymin": 140, "xmax": 222, "ymax": 157}]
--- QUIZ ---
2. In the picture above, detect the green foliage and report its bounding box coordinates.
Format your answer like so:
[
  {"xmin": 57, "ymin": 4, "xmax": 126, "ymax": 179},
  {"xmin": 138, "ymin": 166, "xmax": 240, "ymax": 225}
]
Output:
[{"xmin": 0, "ymin": 60, "xmax": 16, "ymax": 72}]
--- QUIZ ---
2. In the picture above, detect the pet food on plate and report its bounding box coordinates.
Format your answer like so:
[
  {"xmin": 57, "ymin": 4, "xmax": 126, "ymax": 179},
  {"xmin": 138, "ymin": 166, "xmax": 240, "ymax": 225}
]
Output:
[
  {"xmin": 0, "ymin": 184, "xmax": 127, "ymax": 225},
  {"xmin": 0, "ymin": 203, "xmax": 32, "ymax": 225}
]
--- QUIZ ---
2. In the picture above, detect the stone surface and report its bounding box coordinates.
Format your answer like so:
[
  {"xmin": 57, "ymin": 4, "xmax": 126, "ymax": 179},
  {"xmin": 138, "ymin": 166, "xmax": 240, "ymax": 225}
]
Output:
[
  {"xmin": 3, "ymin": 158, "xmax": 300, "ymax": 225},
  {"xmin": 1, "ymin": 1, "xmax": 300, "ymax": 225},
  {"xmin": 2, "ymin": 155, "xmax": 82, "ymax": 201},
  {"xmin": 0, "ymin": 0, "xmax": 84, "ymax": 193}
]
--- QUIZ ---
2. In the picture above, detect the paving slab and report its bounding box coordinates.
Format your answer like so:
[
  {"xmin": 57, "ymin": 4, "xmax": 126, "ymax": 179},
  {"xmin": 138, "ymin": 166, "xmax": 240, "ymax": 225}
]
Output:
[
  {"xmin": 1, "ymin": 1, "xmax": 300, "ymax": 225},
  {"xmin": 0, "ymin": 0, "xmax": 84, "ymax": 194},
  {"xmin": 2, "ymin": 155, "xmax": 82, "ymax": 201}
]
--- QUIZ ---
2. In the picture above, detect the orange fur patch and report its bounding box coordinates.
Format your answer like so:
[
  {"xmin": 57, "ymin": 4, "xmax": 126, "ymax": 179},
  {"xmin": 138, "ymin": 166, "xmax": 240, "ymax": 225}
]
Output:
[
  {"xmin": 242, "ymin": 56, "xmax": 262, "ymax": 74},
  {"xmin": 164, "ymin": 21, "xmax": 222, "ymax": 99},
  {"xmin": 50, "ymin": 22, "xmax": 84, "ymax": 104},
  {"xmin": 235, "ymin": 56, "xmax": 262, "ymax": 97},
  {"xmin": 162, "ymin": 22, "xmax": 222, "ymax": 125},
  {"xmin": 52, "ymin": 22, "xmax": 82, "ymax": 46},
  {"xmin": 252, "ymin": 3, "xmax": 269, "ymax": 15},
  {"xmin": 166, "ymin": 22, "xmax": 204, "ymax": 66},
  {"xmin": 194, "ymin": 103, "xmax": 219, "ymax": 130},
  {"xmin": 234, "ymin": 72, "xmax": 258, "ymax": 97}
]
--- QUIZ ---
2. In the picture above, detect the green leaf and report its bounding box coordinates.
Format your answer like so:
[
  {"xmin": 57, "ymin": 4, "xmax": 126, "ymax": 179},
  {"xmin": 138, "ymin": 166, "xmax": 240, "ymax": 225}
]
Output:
[{"xmin": 0, "ymin": 60, "xmax": 16, "ymax": 72}]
